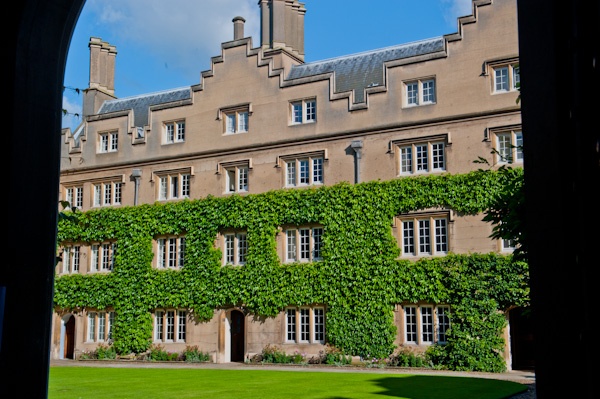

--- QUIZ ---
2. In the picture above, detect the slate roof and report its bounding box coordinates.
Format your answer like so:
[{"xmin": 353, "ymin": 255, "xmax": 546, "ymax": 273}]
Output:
[
  {"xmin": 97, "ymin": 86, "xmax": 192, "ymax": 128},
  {"xmin": 91, "ymin": 36, "xmax": 445, "ymax": 129},
  {"xmin": 287, "ymin": 37, "xmax": 446, "ymax": 103}
]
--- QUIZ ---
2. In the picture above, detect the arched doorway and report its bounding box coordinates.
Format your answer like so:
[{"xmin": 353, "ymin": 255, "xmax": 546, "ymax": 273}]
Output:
[
  {"xmin": 509, "ymin": 307, "xmax": 535, "ymax": 370},
  {"xmin": 62, "ymin": 315, "xmax": 75, "ymax": 359},
  {"xmin": 230, "ymin": 309, "xmax": 245, "ymax": 362}
]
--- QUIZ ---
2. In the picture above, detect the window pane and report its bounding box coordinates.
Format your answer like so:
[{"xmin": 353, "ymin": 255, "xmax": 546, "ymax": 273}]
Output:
[
  {"xmin": 159, "ymin": 177, "xmax": 167, "ymax": 200},
  {"xmin": 512, "ymin": 66, "xmax": 520, "ymax": 89},
  {"xmin": 419, "ymin": 219, "xmax": 431, "ymax": 254},
  {"xmin": 158, "ymin": 238, "xmax": 166, "ymax": 268},
  {"xmin": 407, "ymin": 82, "xmax": 418, "ymax": 105},
  {"xmin": 497, "ymin": 133, "xmax": 511, "ymax": 162},
  {"xmin": 405, "ymin": 306, "xmax": 417, "ymax": 343},
  {"xmin": 422, "ymin": 80, "xmax": 435, "ymax": 103},
  {"xmin": 292, "ymin": 103, "xmax": 302, "ymax": 123},
  {"xmin": 286, "ymin": 230, "xmax": 297, "ymax": 261},
  {"xmin": 300, "ymin": 308, "xmax": 310, "ymax": 342},
  {"xmin": 299, "ymin": 160, "xmax": 309, "ymax": 184},
  {"xmin": 155, "ymin": 311, "xmax": 164, "ymax": 341},
  {"xmin": 178, "ymin": 311, "xmax": 186, "ymax": 341},
  {"xmin": 434, "ymin": 218, "xmax": 448, "ymax": 253},
  {"xmin": 305, "ymin": 100, "xmax": 316, "ymax": 121},
  {"xmin": 226, "ymin": 114, "xmax": 236, "ymax": 133},
  {"xmin": 299, "ymin": 228, "xmax": 310, "ymax": 260},
  {"xmin": 166, "ymin": 123, "xmax": 174, "ymax": 143},
  {"xmin": 182, "ymin": 175, "xmax": 190, "ymax": 197},
  {"xmin": 415, "ymin": 144, "xmax": 428, "ymax": 171},
  {"xmin": 431, "ymin": 143, "xmax": 445, "ymax": 170},
  {"xmin": 225, "ymin": 234, "xmax": 234, "ymax": 264},
  {"xmin": 437, "ymin": 306, "xmax": 450, "ymax": 343},
  {"xmin": 313, "ymin": 228, "xmax": 323, "ymax": 260},
  {"xmin": 238, "ymin": 112, "xmax": 248, "ymax": 132},
  {"xmin": 421, "ymin": 307, "xmax": 434, "ymax": 343},
  {"xmin": 286, "ymin": 308, "xmax": 296, "ymax": 342},
  {"xmin": 170, "ymin": 176, "xmax": 179, "ymax": 198},
  {"xmin": 178, "ymin": 237, "xmax": 186, "ymax": 267},
  {"xmin": 313, "ymin": 308, "xmax": 325, "ymax": 343},
  {"xmin": 88, "ymin": 313, "xmax": 96, "ymax": 342},
  {"xmin": 177, "ymin": 122, "xmax": 185, "ymax": 141},
  {"xmin": 227, "ymin": 169, "xmax": 236, "ymax": 192},
  {"xmin": 238, "ymin": 167, "xmax": 248, "ymax": 191},
  {"xmin": 166, "ymin": 311, "xmax": 175, "ymax": 341},
  {"xmin": 402, "ymin": 220, "xmax": 415, "ymax": 255},
  {"xmin": 515, "ymin": 131, "xmax": 524, "ymax": 161},
  {"xmin": 312, "ymin": 158, "xmax": 323, "ymax": 184},
  {"xmin": 495, "ymin": 67, "xmax": 509, "ymax": 91},
  {"xmin": 237, "ymin": 233, "xmax": 247, "ymax": 264},
  {"xmin": 286, "ymin": 162, "xmax": 296, "ymax": 186},
  {"xmin": 400, "ymin": 147, "xmax": 413, "ymax": 174}
]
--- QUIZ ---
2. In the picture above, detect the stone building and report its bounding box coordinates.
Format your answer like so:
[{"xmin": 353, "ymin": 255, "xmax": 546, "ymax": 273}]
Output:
[{"xmin": 54, "ymin": 0, "xmax": 531, "ymax": 369}]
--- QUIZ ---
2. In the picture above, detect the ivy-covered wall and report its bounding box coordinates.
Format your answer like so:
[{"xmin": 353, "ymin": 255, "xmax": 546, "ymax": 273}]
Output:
[{"xmin": 54, "ymin": 168, "xmax": 529, "ymax": 372}]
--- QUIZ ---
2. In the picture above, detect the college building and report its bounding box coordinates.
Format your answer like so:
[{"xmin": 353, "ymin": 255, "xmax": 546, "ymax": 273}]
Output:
[{"xmin": 53, "ymin": 0, "xmax": 532, "ymax": 371}]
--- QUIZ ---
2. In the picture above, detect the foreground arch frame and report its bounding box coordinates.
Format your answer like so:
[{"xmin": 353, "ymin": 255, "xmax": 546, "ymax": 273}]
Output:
[{"xmin": 4, "ymin": 1, "xmax": 597, "ymax": 398}]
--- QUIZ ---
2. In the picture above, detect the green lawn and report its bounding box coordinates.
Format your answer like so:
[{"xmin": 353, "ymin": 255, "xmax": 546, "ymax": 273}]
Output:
[{"xmin": 49, "ymin": 366, "xmax": 528, "ymax": 399}]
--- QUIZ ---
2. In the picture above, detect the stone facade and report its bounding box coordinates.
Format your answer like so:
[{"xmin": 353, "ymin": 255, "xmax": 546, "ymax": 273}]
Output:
[{"xmin": 54, "ymin": 0, "xmax": 524, "ymax": 367}]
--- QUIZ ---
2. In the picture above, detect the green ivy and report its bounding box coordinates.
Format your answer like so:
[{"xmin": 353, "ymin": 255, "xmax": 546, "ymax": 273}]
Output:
[{"xmin": 54, "ymin": 168, "xmax": 529, "ymax": 372}]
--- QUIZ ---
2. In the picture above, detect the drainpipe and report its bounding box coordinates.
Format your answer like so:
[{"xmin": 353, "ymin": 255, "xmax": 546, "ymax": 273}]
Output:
[
  {"xmin": 130, "ymin": 169, "xmax": 142, "ymax": 205},
  {"xmin": 351, "ymin": 140, "xmax": 363, "ymax": 184}
]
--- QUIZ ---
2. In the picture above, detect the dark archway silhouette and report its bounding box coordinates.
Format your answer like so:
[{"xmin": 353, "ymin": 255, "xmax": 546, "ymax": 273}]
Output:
[
  {"xmin": 5, "ymin": 1, "xmax": 85, "ymax": 397},
  {"xmin": 4, "ymin": 1, "xmax": 597, "ymax": 398}
]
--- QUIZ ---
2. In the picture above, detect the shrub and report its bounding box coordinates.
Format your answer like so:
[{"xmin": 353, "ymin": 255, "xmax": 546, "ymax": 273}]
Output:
[
  {"xmin": 148, "ymin": 344, "xmax": 169, "ymax": 361},
  {"xmin": 260, "ymin": 344, "xmax": 283, "ymax": 363},
  {"xmin": 183, "ymin": 345, "xmax": 210, "ymax": 363},
  {"xmin": 290, "ymin": 351, "xmax": 307, "ymax": 364},
  {"xmin": 78, "ymin": 350, "xmax": 97, "ymax": 360},
  {"xmin": 323, "ymin": 344, "xmax": 352, "ymax": 366},
  {"xmin": 387, "ymin": 347, "xmax": 428, "ymax": 368},
  {"xmin": 96, "ymin": 343, "xmax": 117, "ymax": 360},
  {"xmin": 258, "ymin": 344, "xmax": 305, "ymax": 364}
]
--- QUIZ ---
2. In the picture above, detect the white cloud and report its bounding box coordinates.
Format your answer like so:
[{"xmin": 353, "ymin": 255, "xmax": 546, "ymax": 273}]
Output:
[
  {"xmin": 85, "ymin": 0, "xmax": 260, "ymax": 80},
  {"xmin": 441, "ymin": 0, "xmax": 474, "ymax": 26}
]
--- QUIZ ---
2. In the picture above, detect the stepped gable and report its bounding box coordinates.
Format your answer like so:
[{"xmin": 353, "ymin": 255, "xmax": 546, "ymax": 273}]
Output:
[{"xmin": 286, "ymin": 37, "xmax": 445, "ymax": 104}]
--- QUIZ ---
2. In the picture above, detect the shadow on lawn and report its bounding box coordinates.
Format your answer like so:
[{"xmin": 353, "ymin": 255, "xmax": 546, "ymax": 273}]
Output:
[{"xmin": 323, "ymin": 374, "xmax": 527, "ymax": 399}]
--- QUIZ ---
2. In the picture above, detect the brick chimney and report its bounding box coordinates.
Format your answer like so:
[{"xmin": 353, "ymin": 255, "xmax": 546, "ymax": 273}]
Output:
[{"xmin": 259, "ymin": 0, "xmax": 305, "ymax": 61}]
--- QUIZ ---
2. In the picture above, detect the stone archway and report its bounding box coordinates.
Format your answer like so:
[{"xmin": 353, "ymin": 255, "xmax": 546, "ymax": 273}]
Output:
[{"xmin": 7, "ymin": 2, "xmax": 85, "ymax": 395}]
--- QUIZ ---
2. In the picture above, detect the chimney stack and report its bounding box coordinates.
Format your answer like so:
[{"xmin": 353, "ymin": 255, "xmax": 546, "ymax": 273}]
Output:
[
  {"xmin": 233, "ymin": 16, "xmax": 246, "ymax": 40},
  {"xmin": 84, "ymin": 37, "xmax": 117, "ymax": 117},
  {"xmin": 259, "ymin": 0, "xmax": 306, "ymax": 61},
  {"xmin": 88, "ymin": 37, "xmax": 116, "ymax": 95}
]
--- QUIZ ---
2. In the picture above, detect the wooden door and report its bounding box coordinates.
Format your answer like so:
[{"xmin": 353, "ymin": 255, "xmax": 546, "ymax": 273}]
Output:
[
  {"xmin": 64, "ymin": 316, "xmax": 75, "ymax": 359},
  {"xmin": 230, "ymin": 310, "xmax": 245, "ymax": 362}
]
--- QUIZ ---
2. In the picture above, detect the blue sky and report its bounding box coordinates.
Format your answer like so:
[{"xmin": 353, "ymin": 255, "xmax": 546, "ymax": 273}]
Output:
[{"xmin": 62, "ymin": 0, "xmax": 472, "ymax": 130}]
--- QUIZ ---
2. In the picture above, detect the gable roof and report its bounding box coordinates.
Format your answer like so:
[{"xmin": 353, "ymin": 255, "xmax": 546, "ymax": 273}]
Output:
[
  {"xmin": 97, "ymin": 87, "xmax": 192, "ymax": 128},
  {"xmin": 92, "ymin": 37, "xmax": 446, "ymax": 128},
  {"xmin": 286, "ymin": 37, "xmax": 446, "ymax": 104}
]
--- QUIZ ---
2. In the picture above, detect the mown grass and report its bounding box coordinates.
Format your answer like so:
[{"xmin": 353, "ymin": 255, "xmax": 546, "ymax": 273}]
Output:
[{"xmin": 49, "ymin": 366, "xmax": 528, "ymax": 399}]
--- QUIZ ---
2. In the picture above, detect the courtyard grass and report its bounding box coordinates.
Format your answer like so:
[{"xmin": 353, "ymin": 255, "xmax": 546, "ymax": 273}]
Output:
[{"xmin": 49, "ymin": 366, "xmax": 528, "ymax": 398}]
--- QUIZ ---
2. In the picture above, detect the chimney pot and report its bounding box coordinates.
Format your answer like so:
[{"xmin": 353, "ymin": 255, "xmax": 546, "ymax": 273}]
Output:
[{"xmin": 233, "ymin": 16, "xmax": 246, "ymax": 40}]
